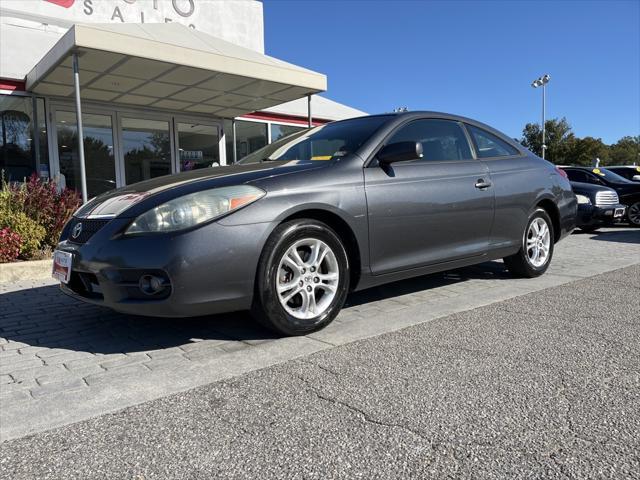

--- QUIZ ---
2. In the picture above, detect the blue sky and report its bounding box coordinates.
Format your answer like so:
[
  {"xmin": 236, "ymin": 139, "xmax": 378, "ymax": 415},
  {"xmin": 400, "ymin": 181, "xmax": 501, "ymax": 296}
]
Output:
[{"xmin": 263, "ymin": 0, "xmax": 639, "ymax": 144}]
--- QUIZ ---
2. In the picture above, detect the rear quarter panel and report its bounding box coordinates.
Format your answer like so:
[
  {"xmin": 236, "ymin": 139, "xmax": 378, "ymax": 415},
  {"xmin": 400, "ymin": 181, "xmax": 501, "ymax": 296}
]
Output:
[{"xmin": 485, "ymin": 154, "xmax": 574, "ymax": 252}]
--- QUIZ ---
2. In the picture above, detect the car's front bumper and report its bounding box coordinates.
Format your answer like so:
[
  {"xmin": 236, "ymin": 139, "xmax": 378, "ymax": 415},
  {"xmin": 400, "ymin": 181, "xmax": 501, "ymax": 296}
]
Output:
[
  {"xmin": 55, "ymin": 218, "xmax": 273, "ymax": 317},
  {"xmin": 577, "ymin": 203, "xmax": 626, "ymax": 228}
]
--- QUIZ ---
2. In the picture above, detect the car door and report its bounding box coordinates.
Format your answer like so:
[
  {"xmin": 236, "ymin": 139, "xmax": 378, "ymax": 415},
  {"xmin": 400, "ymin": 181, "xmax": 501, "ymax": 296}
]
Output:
[
  {"xmin": 464, "ymin": 123, "xmax": 535, "ymax": 250},
  {"xmin": 364, "ymin": 118, "xmax": 495, "ymax": 275}
]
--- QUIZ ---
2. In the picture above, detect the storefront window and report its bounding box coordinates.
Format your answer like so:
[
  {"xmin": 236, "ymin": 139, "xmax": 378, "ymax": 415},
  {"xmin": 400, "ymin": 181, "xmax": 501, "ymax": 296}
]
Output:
[
  {"xmin": 56, "ymin": 111, "xmax": 117, "ymax": 197},
  {"xmin": 177, "ymin": 122, "xmax": 219, "ymax": 171},
  {"xmin": 0, "ymin": 95, "xmax": 49, "ymax": 182},
  {"xmin": 271, "ymin": 123, "xmax": 305, "ymax": 142},
  {"xmin": 235, "ymin": 120, "xmax": 267, "ymax": 161},
  {"xmin": 122, "ymin": 117, "xmax": 171, "ymax": 184}
]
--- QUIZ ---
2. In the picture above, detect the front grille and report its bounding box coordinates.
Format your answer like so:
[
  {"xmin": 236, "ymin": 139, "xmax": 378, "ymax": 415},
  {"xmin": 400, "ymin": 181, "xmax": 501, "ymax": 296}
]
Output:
[
  {"xmin": 595, "ymin": 191, "xmax": 619, "ymax": 206},
  {"xmin": 67, "ymin": 218, "xmax": 110, "ymax": 244}
]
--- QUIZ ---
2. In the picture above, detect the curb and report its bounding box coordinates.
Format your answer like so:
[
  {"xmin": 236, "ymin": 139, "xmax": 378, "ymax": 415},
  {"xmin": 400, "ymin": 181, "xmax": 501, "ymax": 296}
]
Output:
[{"xmin": 0, "ymin": 259, "xmax": 52, "ymax": 284}]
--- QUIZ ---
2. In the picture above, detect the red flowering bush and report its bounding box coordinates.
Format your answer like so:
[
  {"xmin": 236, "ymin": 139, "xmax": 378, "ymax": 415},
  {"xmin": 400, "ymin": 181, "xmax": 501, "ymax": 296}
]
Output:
[
  {"xmin": 6, "ymin": 174, "xmax": 81, "ymax": 248},
  {"xmin": 0, "ymin": 227, "xmax": 21, "ymax": 263},
  {"xmin": 1, "ymin": 174, "xmax": 81, "ymax": 261}
]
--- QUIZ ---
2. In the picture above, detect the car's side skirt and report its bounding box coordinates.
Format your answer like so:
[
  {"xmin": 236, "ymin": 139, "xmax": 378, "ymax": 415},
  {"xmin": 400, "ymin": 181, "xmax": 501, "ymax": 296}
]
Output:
[{"xmin": 353, "ymin": 245, "xmax": 518, "ymax": 292}]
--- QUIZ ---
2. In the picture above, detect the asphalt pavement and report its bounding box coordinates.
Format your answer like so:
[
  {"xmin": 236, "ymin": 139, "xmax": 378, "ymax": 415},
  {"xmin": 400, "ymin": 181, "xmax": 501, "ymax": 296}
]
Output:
[{"xmin": 1, "ymin": 264, "xmax": 639, "ymax": 479}]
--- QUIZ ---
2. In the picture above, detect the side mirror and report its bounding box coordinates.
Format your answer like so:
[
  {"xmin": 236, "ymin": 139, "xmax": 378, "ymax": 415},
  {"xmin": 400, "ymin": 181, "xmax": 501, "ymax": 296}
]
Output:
[
  {"xmin": 377, "ymin": 141, "xmax": 423, "ymax": 165},
  {"xmin": 632, "ymin": 175, "xmax": 640, "ymax": 182}
]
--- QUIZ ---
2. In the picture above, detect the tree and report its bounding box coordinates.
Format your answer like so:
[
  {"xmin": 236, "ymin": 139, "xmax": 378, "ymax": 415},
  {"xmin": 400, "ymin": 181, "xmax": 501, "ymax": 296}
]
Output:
[
  {"xmin": 520, "ymin": 117, "xmax": 575, "ymax": 164},
  {"xmin": 567, "ymin": 136, "xmax": 609, "ymax": 166},
  {"xmin": 607, "ymin": 136, "xmax": 640, "ymax": 165}
]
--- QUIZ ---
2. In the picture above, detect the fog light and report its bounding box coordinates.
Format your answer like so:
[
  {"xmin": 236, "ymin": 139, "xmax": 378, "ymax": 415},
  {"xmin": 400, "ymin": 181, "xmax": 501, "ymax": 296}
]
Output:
[{"xmin": 139, "ymin": 274, "xmax": 165, "ymax": 295}]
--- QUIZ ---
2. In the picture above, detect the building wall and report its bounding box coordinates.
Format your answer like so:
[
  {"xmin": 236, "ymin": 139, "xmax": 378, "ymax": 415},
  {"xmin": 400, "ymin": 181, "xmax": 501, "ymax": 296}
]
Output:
[{"xmin": 0, "ymin": 0, "xmax": 264, "ymax": 80}]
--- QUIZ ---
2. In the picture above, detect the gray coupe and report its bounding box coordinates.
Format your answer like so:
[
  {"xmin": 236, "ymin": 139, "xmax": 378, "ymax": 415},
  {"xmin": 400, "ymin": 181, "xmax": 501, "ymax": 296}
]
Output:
[{"xmin": 54, "ymin": 112, "xmax": 577, "ymax": 335}]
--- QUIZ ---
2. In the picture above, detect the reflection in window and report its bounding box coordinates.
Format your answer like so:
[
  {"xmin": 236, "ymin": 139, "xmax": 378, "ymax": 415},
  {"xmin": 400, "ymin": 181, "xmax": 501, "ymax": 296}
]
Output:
[
  {"xmin": 466, "ymin": 124, "xmax": 519, "ymax": 158},
  {"xmin": 0, "ymin": 95, "xmax": 49, "ymax": 182},
  {"xmin": 387, "ymin": 119, "xmax": 472, "ymax": 161},
  {"xmin": 177, "ymin": 123, "xmax": 219, "ymax": 171},
  {"xmin": 56, "ymin": 111, "xmax": 117, "ymax": 197},
  {"xmin": 235, "ymin": 120, "xmax": 267, "ymax": 161},
  {"xmin": 271, "ymin": 123, "xmax": 305, "ymax": 142},
  {"xmin": 122, "ymin": 118, "xmax": 171, "ymax": 184}
]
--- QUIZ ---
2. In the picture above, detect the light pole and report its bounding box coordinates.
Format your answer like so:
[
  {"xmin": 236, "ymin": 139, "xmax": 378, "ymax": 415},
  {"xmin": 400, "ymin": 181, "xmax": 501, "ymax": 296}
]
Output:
[{"xmin": 531, "ymin": 74, "xmax": 551, "ymax": 159}]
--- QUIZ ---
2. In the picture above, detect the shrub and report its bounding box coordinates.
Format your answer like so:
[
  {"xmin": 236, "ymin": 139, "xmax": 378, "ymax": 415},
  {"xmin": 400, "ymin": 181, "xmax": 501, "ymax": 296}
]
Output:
[
  {"xmin": 7, "ymin": 174, "xmax": 81, "ymax": 248},
  {"xmin": 0, "ymin": 227, "xmax": 21, "ymax": 263},
  {"xmin": 0, "ymin": 209, "xmax": 46, "ymax": 259}
]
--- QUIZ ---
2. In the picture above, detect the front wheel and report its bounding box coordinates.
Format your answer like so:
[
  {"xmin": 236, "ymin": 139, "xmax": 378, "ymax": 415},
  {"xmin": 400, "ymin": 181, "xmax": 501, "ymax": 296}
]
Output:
[
  {"xmin": 504, "ymin": 208, "xmax": 554, "ymax": 278},
  {"xmin": 627, "ymin": 201, "xmax": 640, "ymax": 227},
  {"xmin": 251, "ymin": 219, "xmax": 350, "ymax": 336}
]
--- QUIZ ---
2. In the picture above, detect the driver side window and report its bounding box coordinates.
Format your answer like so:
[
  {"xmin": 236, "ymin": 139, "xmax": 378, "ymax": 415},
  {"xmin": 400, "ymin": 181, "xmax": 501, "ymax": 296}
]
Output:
[{"xmin": 386, "ymin": 119, "xmax": 473, "ymax": 161}]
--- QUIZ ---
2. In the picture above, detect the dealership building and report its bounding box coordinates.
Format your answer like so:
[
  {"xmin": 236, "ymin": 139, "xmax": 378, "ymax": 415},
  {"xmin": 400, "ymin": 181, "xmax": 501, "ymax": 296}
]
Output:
[{"xmin": 0, "ymin": 0, "xmax": 365, "ymax": 199}]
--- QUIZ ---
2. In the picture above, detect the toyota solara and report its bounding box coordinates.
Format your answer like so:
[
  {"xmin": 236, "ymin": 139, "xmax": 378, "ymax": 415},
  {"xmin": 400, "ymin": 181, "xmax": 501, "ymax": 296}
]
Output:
[{"xmin": 53, "ymin": 112, "xmax": 577, "ymax": 335}]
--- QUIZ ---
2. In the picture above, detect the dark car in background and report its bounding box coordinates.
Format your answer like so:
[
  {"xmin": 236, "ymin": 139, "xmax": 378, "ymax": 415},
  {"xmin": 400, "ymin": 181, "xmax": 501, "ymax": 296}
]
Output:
[
  {"xmin": 571, "ymin": 182, "xmax": 625, "ymax": 232},
  {"xmin": 560, "ymin": 166, "xmax": 640, "ymax": 227},
  {"xmin": 53, "ymin": 112, "xmax": 576, "ymax": 335},
  {"xmin": 606, "ymin": 166, "xmax": 640, "ymax": 182}
]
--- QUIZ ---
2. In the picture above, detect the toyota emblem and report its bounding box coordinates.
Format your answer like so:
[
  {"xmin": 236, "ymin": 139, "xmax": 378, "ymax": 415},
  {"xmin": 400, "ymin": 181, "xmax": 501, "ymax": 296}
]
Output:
[{"xmin": 71, "ymin": 222, "xmax": 83, "ymax": 239}]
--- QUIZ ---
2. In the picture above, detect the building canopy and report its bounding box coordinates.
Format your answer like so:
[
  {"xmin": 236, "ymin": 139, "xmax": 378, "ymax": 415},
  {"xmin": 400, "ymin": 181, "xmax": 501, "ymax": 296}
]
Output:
[{"xmin": 26, "ymin": 22, "xmax": 327, "ymax": 118}]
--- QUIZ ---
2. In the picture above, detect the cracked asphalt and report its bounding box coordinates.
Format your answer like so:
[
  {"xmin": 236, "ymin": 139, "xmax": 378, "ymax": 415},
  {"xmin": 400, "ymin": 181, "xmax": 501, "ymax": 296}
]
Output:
[{"xmin": 1, "ymin": 264, "xmax": 639, "ymax": 479}]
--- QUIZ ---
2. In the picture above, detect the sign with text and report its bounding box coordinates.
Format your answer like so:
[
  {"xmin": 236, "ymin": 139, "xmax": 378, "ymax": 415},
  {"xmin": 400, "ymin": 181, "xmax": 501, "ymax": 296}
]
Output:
[{"xmin": 0, "ymin": 0, "xmax": 264, "ymax": 52}]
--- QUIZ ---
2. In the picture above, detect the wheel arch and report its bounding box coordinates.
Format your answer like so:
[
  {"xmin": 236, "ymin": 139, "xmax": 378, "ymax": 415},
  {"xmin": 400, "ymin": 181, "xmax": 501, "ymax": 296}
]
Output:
[
  {"xmin": 279, "ymin": 208, "xmax": 363, "ymax": 291},
  {"xmin": 536, "ymin": 198, "xmax": 561, "ymax": 243}
]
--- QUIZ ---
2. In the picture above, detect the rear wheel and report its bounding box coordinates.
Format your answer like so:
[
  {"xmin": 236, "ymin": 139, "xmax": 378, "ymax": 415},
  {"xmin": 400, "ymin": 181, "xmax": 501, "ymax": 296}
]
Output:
[
  {"xmin": 251, "ymin": 219, "xmax": 350, "ymax": 336},
  {"xmin": 504, "ymin": 208, "xmax": 554, "ymax": 278},
  {"xmin": 627, "ymin": 201, "xmax": 640, "ymax": 227}
]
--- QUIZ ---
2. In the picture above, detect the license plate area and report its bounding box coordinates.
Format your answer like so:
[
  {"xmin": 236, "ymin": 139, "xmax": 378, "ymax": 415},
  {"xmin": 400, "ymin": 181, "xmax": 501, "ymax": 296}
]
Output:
[
  {"xmin": 52, "ymin": 250, "xmax": 73, "ymax": 284},
  {"xmin": 614, "ymin": 207, "xmax": 625, "ymax": 218}
]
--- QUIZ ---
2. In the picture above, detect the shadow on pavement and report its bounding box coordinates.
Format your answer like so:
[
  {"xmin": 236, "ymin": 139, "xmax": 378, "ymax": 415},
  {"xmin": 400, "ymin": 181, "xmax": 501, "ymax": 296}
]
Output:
[
  {"xmin": 0, "ymin": 260, "xmax": 510, "ymax": 355},
  {"xmin": 588, "ymin": 228, "xmax": 640, "ymax": 244},
  {"xmin": 0, "ymin": 286, "xmax": 278, "ymax": 355},
  {"xmin": 346, "ymin": 260, "xmax": 510, "ymax": 307}
]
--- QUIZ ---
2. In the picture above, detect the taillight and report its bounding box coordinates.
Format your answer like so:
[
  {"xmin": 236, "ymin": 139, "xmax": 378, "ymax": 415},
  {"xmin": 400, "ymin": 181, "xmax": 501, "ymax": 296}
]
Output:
[{"xmin": 556, "ymin": 167, "xmax": 568, "ymax": 179}]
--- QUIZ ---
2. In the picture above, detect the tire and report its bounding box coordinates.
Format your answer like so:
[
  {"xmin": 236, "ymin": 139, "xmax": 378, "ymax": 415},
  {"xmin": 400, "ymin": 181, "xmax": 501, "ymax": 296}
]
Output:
[
  {"xmin": 251, "ymin": 219, "xmax": 350, "ymax": 336},
  {"xmin": 504, "ymin": 208, "xmax": 554, "ymax": 278},
  {"xmin": 627, "ymin": 201, "xmax": 640, "ymax": 227}
]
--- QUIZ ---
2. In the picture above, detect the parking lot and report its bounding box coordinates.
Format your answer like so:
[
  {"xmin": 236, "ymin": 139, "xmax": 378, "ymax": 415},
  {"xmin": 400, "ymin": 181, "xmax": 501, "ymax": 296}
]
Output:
[
  {"xmin": 1, "ymin": 227, "xmax": 638, "ymax": 445},
  {"xmin": 2, "ymin": 262, "xmax": 639, "ymax": 479}
]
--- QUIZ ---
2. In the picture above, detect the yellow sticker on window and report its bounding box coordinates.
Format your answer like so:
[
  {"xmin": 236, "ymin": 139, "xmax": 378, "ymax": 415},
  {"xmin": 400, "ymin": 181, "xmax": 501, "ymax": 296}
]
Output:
[
  {"xmin": 592, "ymin": 168, "xmax": 605, "ymax": 176},
  {"xmin": 311, "ymin": 155, "xmax": 332, "ymax": 161}
]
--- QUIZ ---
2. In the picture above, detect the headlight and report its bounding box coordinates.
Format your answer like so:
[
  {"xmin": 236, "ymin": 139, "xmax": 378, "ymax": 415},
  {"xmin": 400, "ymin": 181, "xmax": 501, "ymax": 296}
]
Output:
[
  {"xmin": 576, "ymin": 194, "xmax": 591, "ymax": 205},
  {"xmin": 125, "ymin": 185, "xmax": 265, "ymax": 234}
]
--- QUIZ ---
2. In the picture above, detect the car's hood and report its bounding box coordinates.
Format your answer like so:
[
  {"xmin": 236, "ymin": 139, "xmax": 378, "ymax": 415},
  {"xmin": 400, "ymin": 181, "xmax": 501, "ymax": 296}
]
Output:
[
  {"xmin": 570, "ymin": 181, "xmax": 614, "ymax": 196},
  {"xmin": 609, "ymin": 182, "xmax": 640, "ymax": 196},
  {"xmin": 75, "ymin": 161, "xmax": 326, "ymax": 219}
]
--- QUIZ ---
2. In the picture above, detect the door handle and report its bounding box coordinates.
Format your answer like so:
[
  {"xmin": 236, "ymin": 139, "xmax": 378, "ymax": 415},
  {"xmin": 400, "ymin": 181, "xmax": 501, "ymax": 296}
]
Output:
[{"xmin": 475, "ymin": 179, "xmax": 492, "ymax": 189}]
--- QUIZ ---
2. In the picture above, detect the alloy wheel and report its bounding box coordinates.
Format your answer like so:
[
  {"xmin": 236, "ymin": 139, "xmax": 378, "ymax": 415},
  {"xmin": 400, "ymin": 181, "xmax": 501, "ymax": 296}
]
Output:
[
  {"xmin": 628, "ymin": 202, "xmax": 640, "ymax": 226},
  {"xmin": 276, "ymin": 238, "xmax": 340, "ymax": 320},
  {"xmin": 526, "ymin": 217, "xmax": 551, "ymax": 268}
]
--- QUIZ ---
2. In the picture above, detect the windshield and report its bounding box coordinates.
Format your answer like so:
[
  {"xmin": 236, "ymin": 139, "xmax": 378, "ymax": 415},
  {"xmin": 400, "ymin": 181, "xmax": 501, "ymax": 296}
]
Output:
[
  {"xmin": 238, "ymin": 116, "xmax": 390, "ymax": 164},
  {"xmin": 595, "ymin": 168, "xmax": 635, "ymax": 184}
]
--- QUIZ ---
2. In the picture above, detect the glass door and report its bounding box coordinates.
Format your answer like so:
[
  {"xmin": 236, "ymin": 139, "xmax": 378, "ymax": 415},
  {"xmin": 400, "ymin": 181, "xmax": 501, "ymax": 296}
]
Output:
[
  {"xmin": 121, "ymin": 116, "xmax": 172, "ymax": 184},
  {"xmin": 53, "ymin": 108, "xmax": 118, "ymax": 198},
  {"xmin": 175, "ymin": 121, "xmax": 220, "ymax": 171}
]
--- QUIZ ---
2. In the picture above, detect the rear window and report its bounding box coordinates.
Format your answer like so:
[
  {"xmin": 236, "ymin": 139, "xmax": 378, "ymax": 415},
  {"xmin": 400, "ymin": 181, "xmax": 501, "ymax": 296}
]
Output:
[{"xmin": 238, "ymin": 116, "xmax": 390, "ymax": 164}]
